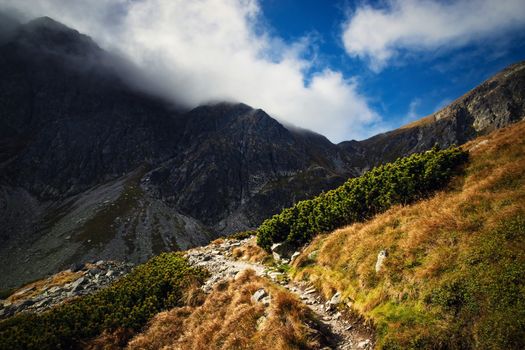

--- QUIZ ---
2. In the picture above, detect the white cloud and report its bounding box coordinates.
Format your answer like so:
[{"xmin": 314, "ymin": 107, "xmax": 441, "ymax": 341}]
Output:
[
  {"xmin": 342, "ymin": 0, "xmax": 525, "ymax": 71},
  {"xmin": 406, "ymin": 98, "xmax": 420, "ymax": 121},
  {"xmin": 1, "ymin": 0, "xmax": 380, "ymax": 142}
]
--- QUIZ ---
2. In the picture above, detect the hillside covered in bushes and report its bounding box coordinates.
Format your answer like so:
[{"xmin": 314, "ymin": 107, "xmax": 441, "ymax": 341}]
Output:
[{"xmin": 257, "ymin": 146, "xmax": 468, "ymax": 250}]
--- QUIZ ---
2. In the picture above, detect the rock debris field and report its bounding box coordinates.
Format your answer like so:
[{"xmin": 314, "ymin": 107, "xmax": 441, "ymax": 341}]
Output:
[{"xmin": 0, "ymin": 260, "xmax": 133, "ymax": 319}]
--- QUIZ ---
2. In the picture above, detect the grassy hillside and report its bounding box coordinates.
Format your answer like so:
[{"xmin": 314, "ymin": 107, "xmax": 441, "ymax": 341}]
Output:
[{"xmin": 291, "ymin": 121, "xmax": 525, "ymax": 349}]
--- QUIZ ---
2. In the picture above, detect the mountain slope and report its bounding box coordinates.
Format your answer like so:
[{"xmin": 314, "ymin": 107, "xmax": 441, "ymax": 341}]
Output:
[{"xmin": 340, "ymin": 61, "xmax": 525, "ymax": 168}]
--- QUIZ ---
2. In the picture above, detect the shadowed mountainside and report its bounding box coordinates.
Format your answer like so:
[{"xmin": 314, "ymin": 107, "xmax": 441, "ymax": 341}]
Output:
[{"xmin": 0, "ymin": 17, "xmax": 356, "ymax": 289}]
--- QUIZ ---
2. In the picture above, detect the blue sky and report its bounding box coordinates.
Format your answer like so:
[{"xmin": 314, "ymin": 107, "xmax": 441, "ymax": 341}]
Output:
[
  {"xmin": 4, "ymin": 0, "xmax": 525, "ymax": 142},
  {"xmin": 260, "ymin": 0, "xmax": 525, "ymax": 132}
]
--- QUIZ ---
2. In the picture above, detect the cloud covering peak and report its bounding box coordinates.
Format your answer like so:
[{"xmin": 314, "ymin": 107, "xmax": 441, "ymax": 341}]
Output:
[{"xmin": 0, "ymin": 0, "xmax": 380, "ymax": 142}]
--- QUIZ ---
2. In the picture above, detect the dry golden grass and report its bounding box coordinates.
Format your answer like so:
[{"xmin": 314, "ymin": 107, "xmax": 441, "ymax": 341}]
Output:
[
  {"xmin": 293, "ymin": 121, "xmax": 525, "ymax": 349},
  {"xmin": 397, "ymin": 114, "xmax": 436, "ymax": 130},
  {"xmin": 231, "ymin": 237, "xmax": 269, "ymax": 263},
  {"xmin": 211, "ymin": 237, "xmax": 226, "ymax": 245},
  {"xmin": 126, "ymin": 269, "xmax": 323, "ymax": 350},
  {"xmin": 7, "ymin": 270, "xmax": 84, "ymax": 302}
]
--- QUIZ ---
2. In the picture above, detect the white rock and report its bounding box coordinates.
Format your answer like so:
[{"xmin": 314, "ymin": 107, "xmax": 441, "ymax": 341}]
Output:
[
  {"xmin": 375, "ymin": 250, "xmax": 388, "ymax": 272},
  {"xmin": 357, "ymin": 339, "xmax": 371, "ymax": 349},
  {"xmin": 329, "ymin": 291, "xmax": 341, "ymax": 305},
  {"xmin": 290, "ymin": 251, "xmax": 300, "ymax": 263},
  {"xmin": 304, "ymin": 287, "xmax": 316, "ymax": 294},
  {"xmin": 70, "ymin": 277, "xmax": 86, "ymax": 292}
]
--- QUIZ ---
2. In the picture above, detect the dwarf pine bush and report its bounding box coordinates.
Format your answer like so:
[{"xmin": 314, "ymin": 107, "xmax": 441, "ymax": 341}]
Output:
[
  {"xmin": 257, "ymin": 146, "xmax": 468, "ymax": 250},
  {"xmin": 0, "ymin": 253, "xmax": 207, "ymax": 350}
]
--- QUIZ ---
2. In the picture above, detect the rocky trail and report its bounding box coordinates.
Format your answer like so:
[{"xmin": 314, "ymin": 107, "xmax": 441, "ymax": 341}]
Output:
[{"xmin": 186, "ymin": 238, "xmax": 375, "ymax": 350}]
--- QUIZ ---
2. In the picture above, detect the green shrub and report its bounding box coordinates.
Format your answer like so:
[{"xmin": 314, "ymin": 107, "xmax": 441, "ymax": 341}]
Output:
[
  {"xmin": 257, "ymin": 146, "xmax": 468, "ymax": 250},
  {"xmin": 0, "ymin": 253, "xmax": 207, "ymax": 350}
]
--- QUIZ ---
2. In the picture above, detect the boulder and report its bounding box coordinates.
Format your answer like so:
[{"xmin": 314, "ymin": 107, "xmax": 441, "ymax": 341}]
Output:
[
  {"xmin": 271, "ymin": 242, "xmax": 296, "ymax": 261},
  {"xmin": 329, "ymin": 291, "xmax": 341, "ymax": 305},
  {"xmin": 33, "ymin": 299, "xmax": 50, "ymax": 309},
  {"xmin": 357, "ymin": 339, "xmax": 371, "ymax": 349},
  {"xmin": 290, "ymin": 251, "xmax": 301, "ymax": 263},
  {"xmin": 48, "ymin": 286, "xmax": 61, "ymax": 294},
  {"xmin": 70, "ymin": 277, "xmax": 86, "ymax": 292}
]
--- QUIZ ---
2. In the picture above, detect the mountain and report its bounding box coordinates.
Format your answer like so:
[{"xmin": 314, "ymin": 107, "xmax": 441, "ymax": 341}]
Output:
[
  {"xmin": 0, "ymin": 17, "xmax": 356, "ymax": 289},
  {"xmin": 0, "ymin": 16, "xmax": 524, "ymax": 289}
]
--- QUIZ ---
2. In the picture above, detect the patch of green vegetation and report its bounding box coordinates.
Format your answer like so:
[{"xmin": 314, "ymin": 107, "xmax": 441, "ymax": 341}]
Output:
[
  {"xmin": 257, "ymin": 146, "xmax": 468, "ymax": 250},
  {"xmin": 0, "ymin": 253, "xmax": 207, "ymax": 350},
  {"xmin": 74, "ymin": 167, "xmax": 148, "ymax": 248},
  {"xmin": 0, "ymin": 289, "xmax": 14, "ymax": 300}
]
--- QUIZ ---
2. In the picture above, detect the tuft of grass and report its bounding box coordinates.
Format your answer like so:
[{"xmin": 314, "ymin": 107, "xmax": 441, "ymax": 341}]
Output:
[
  {"xmin": 292, "ymin": 121, "xmax": 525, "ymax": 349},
  {"xmin": 232, "ymin": 237, "xmax": 269, "ymax": 263}
]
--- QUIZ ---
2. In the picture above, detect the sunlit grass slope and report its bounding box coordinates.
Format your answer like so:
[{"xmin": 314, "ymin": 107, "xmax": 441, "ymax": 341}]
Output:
[{"xmin": 292, "ymin": 121, "xmax": 525, "ymax": 349}]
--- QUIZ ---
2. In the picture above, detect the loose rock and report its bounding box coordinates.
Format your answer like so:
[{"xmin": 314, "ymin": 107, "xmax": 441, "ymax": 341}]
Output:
[{"xmin": 251, "ymin": 288, "xmax": 268, "ymax": 303}]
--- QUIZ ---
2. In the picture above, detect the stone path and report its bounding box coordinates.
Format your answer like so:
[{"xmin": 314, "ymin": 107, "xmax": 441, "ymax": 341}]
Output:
[{"xmin": 185, "ymin": 238, "xmax": 374, "ymax": 350}]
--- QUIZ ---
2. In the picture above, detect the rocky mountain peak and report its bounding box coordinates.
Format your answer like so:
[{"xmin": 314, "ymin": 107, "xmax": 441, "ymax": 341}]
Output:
[{"xmin": 11, "ymin": 16, "xmax": 101, "ymax": 57}]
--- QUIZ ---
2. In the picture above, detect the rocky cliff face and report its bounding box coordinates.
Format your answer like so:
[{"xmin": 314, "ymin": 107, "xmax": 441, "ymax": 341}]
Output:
[
  {"xmin": 1, "ymin": 16, "xmax": 524, "ymax": 290},
  {"xmin": 341, "ymin": 61, "xmax": 525, "ymax": 167}
]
